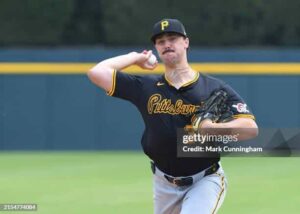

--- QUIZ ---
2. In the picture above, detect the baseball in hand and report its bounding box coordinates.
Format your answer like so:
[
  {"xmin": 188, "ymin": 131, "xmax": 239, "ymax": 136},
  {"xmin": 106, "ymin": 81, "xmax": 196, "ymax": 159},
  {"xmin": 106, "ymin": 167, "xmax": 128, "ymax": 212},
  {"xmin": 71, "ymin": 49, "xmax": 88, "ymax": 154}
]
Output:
[{"xmin": 147, "ymin": 54, "xmax": 157, "ymax": 65}]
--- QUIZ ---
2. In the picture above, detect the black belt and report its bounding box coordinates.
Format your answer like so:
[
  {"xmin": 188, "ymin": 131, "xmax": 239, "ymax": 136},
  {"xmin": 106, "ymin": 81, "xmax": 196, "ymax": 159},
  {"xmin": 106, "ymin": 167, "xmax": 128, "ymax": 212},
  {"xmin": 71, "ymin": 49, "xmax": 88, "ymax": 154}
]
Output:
[{"xmin": 151, "ymin": 162, "xmax": 220, "ymax": 187}]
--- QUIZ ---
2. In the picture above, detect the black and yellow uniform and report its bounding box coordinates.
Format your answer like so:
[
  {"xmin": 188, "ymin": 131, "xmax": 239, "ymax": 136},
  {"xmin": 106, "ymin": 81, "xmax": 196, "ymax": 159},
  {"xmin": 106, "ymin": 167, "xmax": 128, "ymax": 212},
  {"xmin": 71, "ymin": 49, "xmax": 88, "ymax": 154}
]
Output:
[{"xmin": 108, "ymin": 71, "xmax": 254, "ymax": 177}]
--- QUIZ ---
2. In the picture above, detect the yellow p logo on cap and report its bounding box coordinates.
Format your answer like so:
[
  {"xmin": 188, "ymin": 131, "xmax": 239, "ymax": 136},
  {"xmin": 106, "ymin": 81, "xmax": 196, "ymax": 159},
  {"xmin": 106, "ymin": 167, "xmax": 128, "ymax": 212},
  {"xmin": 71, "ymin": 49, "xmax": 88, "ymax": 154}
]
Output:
[{"xmin": 161, "ymin": 21, "xmax": 169, "ymax": 31}]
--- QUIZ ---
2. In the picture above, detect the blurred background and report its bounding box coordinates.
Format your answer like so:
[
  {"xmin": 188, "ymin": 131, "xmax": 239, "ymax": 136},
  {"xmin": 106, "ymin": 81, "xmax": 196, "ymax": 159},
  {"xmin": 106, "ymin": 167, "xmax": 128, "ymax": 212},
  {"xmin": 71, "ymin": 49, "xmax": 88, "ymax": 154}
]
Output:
[
  {"xmin": 1, "ymin": 0, "xmax": 300, "ymax": 149},
  {"xmin": 0, "ymin": 0, "xmax": 299, "ymax": 213}
]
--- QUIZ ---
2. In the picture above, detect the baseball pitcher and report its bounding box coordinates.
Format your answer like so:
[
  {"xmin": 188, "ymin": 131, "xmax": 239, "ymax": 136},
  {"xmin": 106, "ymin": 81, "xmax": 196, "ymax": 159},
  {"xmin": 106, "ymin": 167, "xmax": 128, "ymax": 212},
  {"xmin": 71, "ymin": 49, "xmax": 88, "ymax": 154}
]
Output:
[{"xmin": 88, "ymin": 18, "xmax": 258, "ymax": 214}]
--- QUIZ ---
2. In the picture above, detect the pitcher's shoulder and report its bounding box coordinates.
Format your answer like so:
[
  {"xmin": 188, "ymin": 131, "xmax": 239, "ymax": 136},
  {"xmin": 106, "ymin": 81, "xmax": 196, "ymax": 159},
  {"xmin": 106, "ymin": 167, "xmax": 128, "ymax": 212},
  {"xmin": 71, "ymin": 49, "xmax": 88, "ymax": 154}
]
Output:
[{"xmin": 199, "ymin": 73, "xmax": 226, "ymax": 87}]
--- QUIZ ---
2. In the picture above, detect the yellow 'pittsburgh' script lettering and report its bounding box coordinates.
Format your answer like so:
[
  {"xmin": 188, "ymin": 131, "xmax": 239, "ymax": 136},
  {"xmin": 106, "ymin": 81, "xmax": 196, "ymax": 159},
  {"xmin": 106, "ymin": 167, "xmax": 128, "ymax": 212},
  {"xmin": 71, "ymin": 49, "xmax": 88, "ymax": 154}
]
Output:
[{"xmin": 147, "ymin": 94, "xmax": 199, "ymax": 115}]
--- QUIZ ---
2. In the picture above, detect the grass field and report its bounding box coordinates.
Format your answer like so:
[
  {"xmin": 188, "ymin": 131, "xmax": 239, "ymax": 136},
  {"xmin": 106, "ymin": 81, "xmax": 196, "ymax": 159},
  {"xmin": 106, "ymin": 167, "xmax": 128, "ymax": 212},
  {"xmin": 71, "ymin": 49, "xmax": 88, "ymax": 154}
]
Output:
[{"xmin": 0, "ymin": 151, "xmax": 299, "ymax": 214}]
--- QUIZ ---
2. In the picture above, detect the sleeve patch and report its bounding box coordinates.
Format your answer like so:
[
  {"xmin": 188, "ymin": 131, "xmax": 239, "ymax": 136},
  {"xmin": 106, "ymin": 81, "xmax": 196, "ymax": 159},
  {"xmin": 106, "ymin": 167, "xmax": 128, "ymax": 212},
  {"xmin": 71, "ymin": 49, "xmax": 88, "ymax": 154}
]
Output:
[{"xmin": 232, "ymin": 103, "xmax": 249, "ymax": 113}]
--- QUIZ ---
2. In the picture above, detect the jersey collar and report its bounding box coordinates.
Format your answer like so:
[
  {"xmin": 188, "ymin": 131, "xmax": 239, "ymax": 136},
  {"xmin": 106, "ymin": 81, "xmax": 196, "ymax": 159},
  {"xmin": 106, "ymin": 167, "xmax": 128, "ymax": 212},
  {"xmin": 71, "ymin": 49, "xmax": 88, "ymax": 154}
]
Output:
[{"xmin": 163, "ymin": 71, "xmax": 200, "ymax": 89}]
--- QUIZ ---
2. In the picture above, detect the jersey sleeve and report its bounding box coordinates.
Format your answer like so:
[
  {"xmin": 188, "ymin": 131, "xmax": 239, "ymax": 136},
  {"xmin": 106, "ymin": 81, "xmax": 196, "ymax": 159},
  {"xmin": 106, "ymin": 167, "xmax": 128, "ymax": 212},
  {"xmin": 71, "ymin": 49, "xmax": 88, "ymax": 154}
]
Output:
[
  {"xmin": 222, "ymin": 84, "xmax": 255, "ymax": 120},
  {"xmin": 107, "ymin": 70, "xmax": 142, "ymax": 105}
]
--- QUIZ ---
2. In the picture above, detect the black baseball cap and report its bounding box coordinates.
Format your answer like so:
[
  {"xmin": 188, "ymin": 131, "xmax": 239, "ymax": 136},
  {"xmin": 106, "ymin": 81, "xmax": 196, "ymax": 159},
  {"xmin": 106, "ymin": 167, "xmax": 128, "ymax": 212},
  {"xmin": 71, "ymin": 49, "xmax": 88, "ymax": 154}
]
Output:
[{"xmin": 151, "ymin": 18, "xmax": 187, "ymax": 43}]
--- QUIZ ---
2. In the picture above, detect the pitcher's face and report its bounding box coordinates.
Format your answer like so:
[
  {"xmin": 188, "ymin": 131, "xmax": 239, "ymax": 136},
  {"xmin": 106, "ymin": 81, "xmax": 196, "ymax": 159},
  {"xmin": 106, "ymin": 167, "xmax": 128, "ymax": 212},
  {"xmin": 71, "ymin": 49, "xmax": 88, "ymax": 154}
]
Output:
[{"xmin": 154, "ymin": 33, "xmax": 189, "ymax": 65}]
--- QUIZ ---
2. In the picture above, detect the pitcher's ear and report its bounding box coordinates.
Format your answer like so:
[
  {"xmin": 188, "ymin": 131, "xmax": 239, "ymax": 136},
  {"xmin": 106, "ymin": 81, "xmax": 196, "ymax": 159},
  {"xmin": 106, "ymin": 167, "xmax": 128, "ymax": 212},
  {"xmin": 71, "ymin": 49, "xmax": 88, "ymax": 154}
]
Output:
[{"xmin": 184, "ymin": 37, "xmax": 189, "ymax": 49}]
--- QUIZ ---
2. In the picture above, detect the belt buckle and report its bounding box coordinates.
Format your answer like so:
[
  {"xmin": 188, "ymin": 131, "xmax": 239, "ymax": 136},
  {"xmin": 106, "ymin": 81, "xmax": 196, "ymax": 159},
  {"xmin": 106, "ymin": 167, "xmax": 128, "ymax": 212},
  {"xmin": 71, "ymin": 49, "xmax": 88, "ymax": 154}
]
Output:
[{"xmin": 172, "ymin": 178, "xmax": 181, "ymax": 186}]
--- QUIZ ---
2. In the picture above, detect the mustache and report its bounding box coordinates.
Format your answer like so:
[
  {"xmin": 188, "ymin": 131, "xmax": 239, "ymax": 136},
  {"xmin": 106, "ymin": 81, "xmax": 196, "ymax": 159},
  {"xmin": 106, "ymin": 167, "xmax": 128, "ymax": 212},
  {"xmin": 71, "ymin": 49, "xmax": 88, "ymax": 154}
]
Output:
[{"xmin": 162, "ymin": 49, "xmax": 174, "ymax": 55}]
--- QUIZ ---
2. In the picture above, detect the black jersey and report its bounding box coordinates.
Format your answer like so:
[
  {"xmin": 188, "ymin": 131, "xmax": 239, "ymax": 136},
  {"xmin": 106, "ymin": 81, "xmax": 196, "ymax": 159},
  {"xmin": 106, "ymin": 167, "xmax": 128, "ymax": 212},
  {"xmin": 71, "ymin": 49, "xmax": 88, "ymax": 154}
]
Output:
[{"xmin": 108, "ymin": 71, "xmax": 254, "ymax": 176}]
